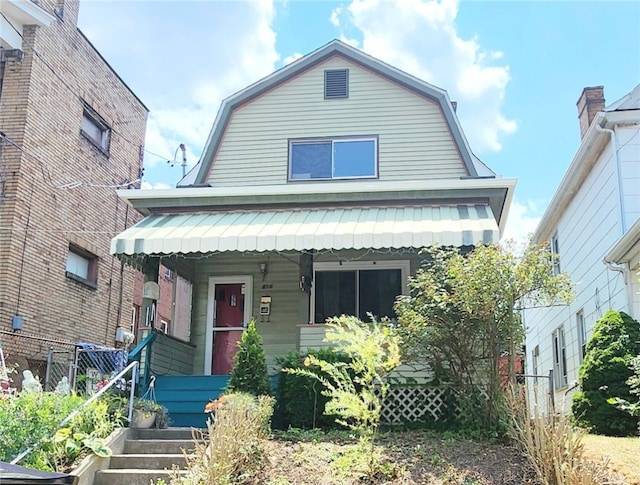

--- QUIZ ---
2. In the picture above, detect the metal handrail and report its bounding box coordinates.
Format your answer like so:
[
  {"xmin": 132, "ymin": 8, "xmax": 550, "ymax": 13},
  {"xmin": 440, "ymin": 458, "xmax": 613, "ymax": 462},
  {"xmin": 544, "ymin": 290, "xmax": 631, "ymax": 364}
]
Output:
[{"xmin": 11, "ymin": 360, "xmax": 139, "ymax": 465}]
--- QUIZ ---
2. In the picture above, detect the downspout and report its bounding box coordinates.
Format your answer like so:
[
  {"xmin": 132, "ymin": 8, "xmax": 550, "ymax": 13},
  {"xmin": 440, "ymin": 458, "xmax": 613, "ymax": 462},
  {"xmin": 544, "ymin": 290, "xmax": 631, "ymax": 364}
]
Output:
[{"xmin": 595, "ymin": 123, "xmax": 625, "ymax": 234}]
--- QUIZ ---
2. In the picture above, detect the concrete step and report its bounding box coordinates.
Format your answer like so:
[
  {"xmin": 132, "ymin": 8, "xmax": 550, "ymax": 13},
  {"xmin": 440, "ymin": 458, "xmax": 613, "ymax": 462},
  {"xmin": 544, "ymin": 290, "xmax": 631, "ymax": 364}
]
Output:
[
  {"xmin": 130, "ymin": 427, "xmax": 201, "ymax": 440},
  {"xmin": 94, "ymin": 468, "xmax": 188, "ymax": 485},
  {"xmin": 124, "ymin": 438, "xmax": 198, "ymax": 455},
  {"xmin": 109, "ymin": 453, "xmax": 189, "ymax": 469}
]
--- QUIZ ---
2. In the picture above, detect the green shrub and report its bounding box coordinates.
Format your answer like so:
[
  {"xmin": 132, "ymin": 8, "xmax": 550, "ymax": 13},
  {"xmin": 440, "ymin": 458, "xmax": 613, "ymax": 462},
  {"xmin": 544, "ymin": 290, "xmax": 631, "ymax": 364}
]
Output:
[
  {"xmin": 227, "ymin": 319, "xmax": 271, "ymax": 396},
  {"xmin": 571, "ymin": 310, "xmax": 640, "ymax": 436},
  {"xmin": 275, "ymin": 348, "xmax": 350, "ymax": 429},
  {"xmin": 0, "ymin": 393, "xmax": 125, "ymax": 472},
  {"xmin": 0, "ymin": 392, "xmax": 84, "ymax": 462}
]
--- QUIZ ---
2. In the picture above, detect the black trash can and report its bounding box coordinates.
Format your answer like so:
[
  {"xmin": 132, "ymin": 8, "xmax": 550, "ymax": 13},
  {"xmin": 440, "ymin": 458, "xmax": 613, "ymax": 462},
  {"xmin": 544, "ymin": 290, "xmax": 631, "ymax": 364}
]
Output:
[{"xmin": 0, "ymin": 462, "xmax": 77, "ymax": 484}]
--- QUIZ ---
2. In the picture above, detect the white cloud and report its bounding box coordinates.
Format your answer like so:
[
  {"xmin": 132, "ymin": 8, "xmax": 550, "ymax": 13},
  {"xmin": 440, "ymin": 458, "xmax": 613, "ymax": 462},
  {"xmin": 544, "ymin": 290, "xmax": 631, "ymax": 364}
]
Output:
[
  {"xmin": 140, "ymin": 181, "xmax": 172, "ymax": 190},
  {"xmin": 331, "ymin": 0, "xmax": 516, "ymax": 153},
  {"xmin": 502, "ymin": 198, "xmax": 543, "ymax": 244},
  {"xmin": 283, "ymin": 52, "xmax": 303, "ymax": 65},
  {"xmin": 78, "ymin": 1, "xmax": 279, "ymax": 180}
]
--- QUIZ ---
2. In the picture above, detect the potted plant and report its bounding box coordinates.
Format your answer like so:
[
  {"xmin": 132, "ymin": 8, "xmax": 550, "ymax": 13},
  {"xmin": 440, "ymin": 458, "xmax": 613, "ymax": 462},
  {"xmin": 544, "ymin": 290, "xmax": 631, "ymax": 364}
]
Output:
[{"xmin": 132, "ymin": 398, "xmax": 169, "ymax": 428}]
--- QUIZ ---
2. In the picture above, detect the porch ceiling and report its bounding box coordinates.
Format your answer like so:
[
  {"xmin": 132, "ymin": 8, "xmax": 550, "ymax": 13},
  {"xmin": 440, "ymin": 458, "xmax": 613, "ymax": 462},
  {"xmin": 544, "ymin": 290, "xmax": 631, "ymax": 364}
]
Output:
[{"xmin": 110, "ymin": 204, "xmax": 498, "ymax": 256}]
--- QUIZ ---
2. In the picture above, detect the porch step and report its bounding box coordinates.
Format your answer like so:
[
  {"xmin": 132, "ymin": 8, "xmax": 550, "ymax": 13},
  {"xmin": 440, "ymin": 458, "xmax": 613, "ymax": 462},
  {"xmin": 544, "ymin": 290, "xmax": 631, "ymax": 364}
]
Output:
[
  {"xmin": 109, "ymin": 453, "xmax": 188, "ymax": 469},
  {"xmin": 155, "ymin": 375, "xmax": 229, "ymax": 428},
  {"xmin": 93, "ymin": 428, "xmax": 203, "ymax": 485}
]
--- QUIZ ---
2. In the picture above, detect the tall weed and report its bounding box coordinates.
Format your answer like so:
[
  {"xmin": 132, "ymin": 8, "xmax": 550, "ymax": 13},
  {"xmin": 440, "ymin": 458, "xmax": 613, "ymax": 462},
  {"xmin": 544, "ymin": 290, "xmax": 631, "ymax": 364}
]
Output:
[
  {"xmin": 505, "ymin": 385, "xmax": 613, "ymax": 485},
  {"xmin": 169, "ymin": 393, "xmax": 274, "ymax": 484}
]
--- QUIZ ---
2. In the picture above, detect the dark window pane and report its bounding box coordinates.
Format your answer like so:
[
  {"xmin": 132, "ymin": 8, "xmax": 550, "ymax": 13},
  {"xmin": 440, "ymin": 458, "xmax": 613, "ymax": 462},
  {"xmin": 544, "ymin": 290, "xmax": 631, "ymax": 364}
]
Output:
[
  {"xmin": 315, "ymin": 271, "xmax": 356, "ymax": 323},
  {"xmin": 291, "ymin": 142, "xmax": 331, "ymax": 179},
  {"xmin": 358, "ymin": 269, "xmax": 402, "ymax": 321},
  {"xmin": 333, "ymin": 139, "xmax": 376, "ymax": 178}
]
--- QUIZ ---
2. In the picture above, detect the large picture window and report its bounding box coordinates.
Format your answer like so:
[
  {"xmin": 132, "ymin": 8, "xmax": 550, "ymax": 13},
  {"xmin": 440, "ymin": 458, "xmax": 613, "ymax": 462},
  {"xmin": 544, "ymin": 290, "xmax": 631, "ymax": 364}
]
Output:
[
  {"xmin": 312, "ymin": 261, "xmax": 408, "ymax": 323},
  {"xmin": 289, "ymin": 137, "xmax": 377, "ymax": 181}
]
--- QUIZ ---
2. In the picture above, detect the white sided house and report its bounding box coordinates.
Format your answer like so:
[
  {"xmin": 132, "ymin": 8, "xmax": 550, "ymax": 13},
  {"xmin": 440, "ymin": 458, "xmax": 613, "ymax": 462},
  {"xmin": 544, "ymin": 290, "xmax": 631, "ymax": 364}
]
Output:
[
  {"xmin": 523, "ymin": 84, "xmax": 640, "ymax": 414},
  {"xmin": 112, "ymin": 40, "xmax": 515, "ymax": 427}
]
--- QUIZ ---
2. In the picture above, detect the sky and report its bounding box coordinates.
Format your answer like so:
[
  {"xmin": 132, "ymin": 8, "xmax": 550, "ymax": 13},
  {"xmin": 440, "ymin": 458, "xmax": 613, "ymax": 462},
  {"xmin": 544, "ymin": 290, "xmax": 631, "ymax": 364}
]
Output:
[{"xmin": 77, "ymin": 0, "xmax": 640, "ymax": 242}]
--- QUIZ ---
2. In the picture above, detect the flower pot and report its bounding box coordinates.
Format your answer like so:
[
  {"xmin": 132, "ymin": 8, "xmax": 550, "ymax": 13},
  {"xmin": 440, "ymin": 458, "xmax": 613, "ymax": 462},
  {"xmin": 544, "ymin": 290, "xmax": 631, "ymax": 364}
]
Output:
[{"xmin": 132, "ymin": 410, "xmax": 156, "ymax": 428}]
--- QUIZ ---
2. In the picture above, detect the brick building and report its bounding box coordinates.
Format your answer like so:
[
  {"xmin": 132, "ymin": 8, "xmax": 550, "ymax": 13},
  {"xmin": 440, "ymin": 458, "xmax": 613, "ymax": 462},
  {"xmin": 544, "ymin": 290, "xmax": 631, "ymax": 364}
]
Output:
[{"xmin": 0, "ymin": 0, "xmax": 148, "ymax": 368}]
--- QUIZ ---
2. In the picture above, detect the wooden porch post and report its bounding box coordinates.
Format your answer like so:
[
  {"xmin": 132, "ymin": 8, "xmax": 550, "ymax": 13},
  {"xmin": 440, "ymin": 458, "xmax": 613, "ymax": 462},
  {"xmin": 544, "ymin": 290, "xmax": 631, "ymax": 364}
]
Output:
[{"xmin": 139, "ymin": 257, "xmax": 160, "ymax": 384}]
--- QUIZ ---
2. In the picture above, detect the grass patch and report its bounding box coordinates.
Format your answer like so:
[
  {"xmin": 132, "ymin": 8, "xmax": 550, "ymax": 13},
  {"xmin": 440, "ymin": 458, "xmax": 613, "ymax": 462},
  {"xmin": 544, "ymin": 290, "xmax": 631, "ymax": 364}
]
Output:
[{"xmin": 582, "ymin": 434, "xmax": 640, "ymax": 484}]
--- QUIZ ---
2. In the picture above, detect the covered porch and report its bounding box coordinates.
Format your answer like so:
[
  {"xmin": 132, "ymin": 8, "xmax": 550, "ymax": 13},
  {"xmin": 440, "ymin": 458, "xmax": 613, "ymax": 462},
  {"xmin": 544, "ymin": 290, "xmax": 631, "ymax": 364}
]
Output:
[{"xmin": 112, "ymin": 198, "xmax": 502, "ymax": 426}]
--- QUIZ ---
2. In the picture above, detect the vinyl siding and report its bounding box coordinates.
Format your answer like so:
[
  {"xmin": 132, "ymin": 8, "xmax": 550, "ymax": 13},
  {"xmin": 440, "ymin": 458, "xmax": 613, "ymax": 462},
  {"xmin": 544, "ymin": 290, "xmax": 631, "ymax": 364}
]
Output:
[
  {"xmin": 524, "ymin": 134, "xmax": 634, "ymax": 414},
  {"xmin": 207, "ymin": 55, "xmax": 466, "ymax": 186},
  {"xmin": 189, "ymin": 249, "xmax": 424, "ymax": 373},
  {"xmin": 618, "ymin": 124, "xmax": 640, "ymax": 229}
]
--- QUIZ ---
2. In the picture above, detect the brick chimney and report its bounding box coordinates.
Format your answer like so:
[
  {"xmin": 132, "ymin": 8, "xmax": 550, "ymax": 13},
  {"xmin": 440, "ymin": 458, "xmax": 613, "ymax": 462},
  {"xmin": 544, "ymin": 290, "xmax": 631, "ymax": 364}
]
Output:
[{"xmin": 576, "ymin": 86, "xmax": 605, "ymax": 139}]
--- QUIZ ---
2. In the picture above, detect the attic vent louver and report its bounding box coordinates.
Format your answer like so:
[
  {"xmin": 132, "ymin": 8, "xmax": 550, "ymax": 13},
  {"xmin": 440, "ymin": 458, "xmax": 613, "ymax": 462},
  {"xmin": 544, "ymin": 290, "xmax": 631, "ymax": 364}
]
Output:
[{"xmin": 324, "ymin": 69, "xmax": 349, "ymax": 99}]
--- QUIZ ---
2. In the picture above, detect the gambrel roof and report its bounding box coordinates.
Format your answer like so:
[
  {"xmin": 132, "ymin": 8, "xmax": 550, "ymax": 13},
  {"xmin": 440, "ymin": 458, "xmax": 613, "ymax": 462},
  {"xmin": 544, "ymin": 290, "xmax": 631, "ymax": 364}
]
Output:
[{"xmin": 185, "ymin": 39, "xmax": 493, "ymax": 186}]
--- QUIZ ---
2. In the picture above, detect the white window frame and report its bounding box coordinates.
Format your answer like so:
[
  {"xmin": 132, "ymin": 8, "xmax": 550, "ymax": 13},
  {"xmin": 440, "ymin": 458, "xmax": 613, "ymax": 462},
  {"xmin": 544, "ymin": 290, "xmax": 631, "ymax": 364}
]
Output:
[
  {"xmin": 550, "ymin": 232, "xmax": 560, "ymax": 275},
  {"xmin": 288, "ymin": 136, "xmax": 378, "ymax": 181},
  {"xmin": 311, "ymin": 260, "xmax": 410, "ymax": 324},
  {"xmin": 532, "ymin": 345, "xmax": 539, "ymax": 376},
  {"xmin": 552, "ymin": 326, "xmax": 568, "ymax": 388},
  {"xmin": 576, "ymin": 310, "xmax": 587, "ymax": 363},
  {"xmin": 65, "ymin": 245, "xmax": 98, "ymax": 288}
]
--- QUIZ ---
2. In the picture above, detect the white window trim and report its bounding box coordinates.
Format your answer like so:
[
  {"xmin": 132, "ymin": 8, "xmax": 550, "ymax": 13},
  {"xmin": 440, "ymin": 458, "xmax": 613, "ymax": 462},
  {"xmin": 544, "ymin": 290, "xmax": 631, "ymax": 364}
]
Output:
[
  {"xmin": 576, "ymin": 310, "xmax": 586, "ymax": 363},
  {"xmin": 311, "ymin": 260, "xmax": 410, "ymax": 324},
  {"xmin": 552, "ymin": 326, "xmax": 568, "ymax": 389},
  {"xmin": 550, "ymin": 232, "xmax": 560, "ymax": 275},
  {"xmin": 204, "ymin": 275, "xmax": 253, "ymax": 375},
  {"xmin": 288, "ymin": 136, "xmax": 378, "ymax": 181}
]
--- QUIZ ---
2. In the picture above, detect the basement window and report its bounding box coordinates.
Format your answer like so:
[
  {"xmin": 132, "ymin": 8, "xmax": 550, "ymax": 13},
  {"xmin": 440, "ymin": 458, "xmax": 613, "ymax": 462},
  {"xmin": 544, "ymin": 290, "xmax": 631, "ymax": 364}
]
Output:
[
  {"xmin": 80, "ymin": 103, "xmax": 110, "ymax": 154},
  {"xmin": 325, "ymin": 69, "xmax": 348, "ymax": 99},
  {"xmin": 66, "ymin": 245, "xmax": 98, "ymax": 289}
]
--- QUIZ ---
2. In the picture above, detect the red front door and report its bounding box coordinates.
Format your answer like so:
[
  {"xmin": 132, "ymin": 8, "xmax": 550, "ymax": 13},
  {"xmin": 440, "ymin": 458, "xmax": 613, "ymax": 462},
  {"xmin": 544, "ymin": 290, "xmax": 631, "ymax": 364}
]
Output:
[{"xmin": 212, "ymin": 283, "xmax": 245, "ymax": 375}]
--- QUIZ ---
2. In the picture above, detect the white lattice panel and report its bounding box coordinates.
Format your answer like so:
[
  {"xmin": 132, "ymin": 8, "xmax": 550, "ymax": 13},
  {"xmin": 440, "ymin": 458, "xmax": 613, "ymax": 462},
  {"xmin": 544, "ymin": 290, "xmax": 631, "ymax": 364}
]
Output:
[{"xmin": 382, "ymin": 386, "xmax": 453, "ymax": 424}]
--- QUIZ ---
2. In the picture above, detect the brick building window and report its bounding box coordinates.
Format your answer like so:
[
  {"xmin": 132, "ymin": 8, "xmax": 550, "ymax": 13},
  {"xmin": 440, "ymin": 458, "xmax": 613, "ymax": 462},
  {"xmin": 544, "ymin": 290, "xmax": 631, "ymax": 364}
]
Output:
[
  {"xmin": 66, "ymin": 244, "xmax": 98, "ymax": 289},
  {"xmin": 80, "ymin": 103, "xmax": 110, "ymax": 154}
]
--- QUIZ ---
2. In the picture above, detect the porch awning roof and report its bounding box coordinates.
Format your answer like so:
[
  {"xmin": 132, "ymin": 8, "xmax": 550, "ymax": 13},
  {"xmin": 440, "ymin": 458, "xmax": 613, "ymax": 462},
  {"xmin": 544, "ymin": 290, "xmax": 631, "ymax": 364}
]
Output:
[{"xmin": 111, "ymin": 204, "xmax": 498, "ymax": 256}]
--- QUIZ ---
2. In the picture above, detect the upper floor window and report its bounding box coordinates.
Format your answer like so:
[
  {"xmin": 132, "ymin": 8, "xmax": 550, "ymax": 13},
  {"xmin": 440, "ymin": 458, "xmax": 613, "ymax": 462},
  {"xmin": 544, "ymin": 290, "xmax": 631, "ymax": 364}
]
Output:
[
  {"xmin": 550, "ymin": 232, "xmax": 560, "ymax": 275},
  {"xmin": 289, "ymin": 137, "xmax": 378, "ymax": 181},
  {"xmin": 324, "ymin": 69, "xmax": 348, "ymax": 99},
  {"xmin": 81, "ymin": 104, "xmax": 110, "ymax": 154}
]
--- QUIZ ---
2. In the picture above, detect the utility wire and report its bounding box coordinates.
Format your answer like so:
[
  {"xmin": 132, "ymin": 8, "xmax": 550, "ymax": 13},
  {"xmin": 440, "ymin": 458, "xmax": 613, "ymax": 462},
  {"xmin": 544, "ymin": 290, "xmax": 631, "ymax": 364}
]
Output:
[{"xmin": 0, "ymin": 11, "xmax": 174, "ymax": 166}]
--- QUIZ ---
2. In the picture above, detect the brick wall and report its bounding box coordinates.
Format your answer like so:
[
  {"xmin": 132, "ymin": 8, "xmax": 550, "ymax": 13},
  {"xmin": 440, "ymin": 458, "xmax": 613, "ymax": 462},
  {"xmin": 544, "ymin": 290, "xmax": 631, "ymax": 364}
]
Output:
[{"xmin": 0, "ymin": 0, "xmax": 148, "ymax": 360}]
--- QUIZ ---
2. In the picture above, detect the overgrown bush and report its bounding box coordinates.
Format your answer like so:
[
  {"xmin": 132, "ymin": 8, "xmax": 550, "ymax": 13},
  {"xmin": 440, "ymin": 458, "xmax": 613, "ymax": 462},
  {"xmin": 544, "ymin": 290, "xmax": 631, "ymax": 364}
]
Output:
[
  {"xmin": 167, "ymin": 392, "xmax": 274, "ymax": 484},
  {"xmin": 275, "ymin": 347, "xmax": 351, "ymax": 429},
  {"xmin": 571, "ymin": 310, "xmax": 640, "ymax": 436},
  {"xmin": 285, "ymin": 315, "xmax": 401, "ymax": 481},
  {"xmin": 227, "ymin": 319, "xmax": 271, "ymax": 396},
  {"xmin": 0, "ymin": 392, "xmax": 125, "ymax": 472},
  {"xmin": 0, "ymin": 392, "xmax": 84, "ymax": 462}
]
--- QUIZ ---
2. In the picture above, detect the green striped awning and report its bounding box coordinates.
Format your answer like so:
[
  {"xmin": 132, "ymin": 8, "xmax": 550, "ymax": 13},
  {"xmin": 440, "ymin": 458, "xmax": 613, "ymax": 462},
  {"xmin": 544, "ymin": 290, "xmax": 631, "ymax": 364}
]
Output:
[{"xmin": 111, "ymin": 204, "xmax": 498, "ymax": 256}]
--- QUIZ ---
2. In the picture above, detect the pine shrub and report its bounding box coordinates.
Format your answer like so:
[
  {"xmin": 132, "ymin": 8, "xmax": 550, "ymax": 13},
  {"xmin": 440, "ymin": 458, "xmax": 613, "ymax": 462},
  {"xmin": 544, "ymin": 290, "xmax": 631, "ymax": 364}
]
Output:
[
  {"xmin": 227, "ymin": 320, "xmax": 271, "ymax": 396},
  {"xmin": 571, "ymin": 310, "xmax": 640, "ymax": 436}
]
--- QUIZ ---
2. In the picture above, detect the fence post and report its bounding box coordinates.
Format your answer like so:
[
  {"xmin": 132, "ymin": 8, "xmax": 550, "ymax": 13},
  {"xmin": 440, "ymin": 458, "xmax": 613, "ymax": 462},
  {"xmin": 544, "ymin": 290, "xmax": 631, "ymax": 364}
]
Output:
[
  {"xmin": 44, "ymin": 347, "xmax": 53, "ymax": 392},
  {"xmin": 548, "ymin": 368, "xmax": 555, "ymax": 413}
]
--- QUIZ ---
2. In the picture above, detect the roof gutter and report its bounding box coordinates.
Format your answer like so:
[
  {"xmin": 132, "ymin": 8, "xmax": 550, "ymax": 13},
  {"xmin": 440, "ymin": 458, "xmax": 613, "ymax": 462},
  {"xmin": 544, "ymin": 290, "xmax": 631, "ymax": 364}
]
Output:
[{"xmin": 595, "ymin": 123, "xmax": 625, "ymax": 233}]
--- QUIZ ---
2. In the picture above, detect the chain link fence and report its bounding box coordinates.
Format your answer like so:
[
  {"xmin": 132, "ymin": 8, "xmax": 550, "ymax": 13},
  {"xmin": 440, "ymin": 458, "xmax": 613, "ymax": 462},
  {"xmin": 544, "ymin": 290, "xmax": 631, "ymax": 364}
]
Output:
[{"xmin": 0, "ymin": 331, "xmax": 126, "ymax": 394}]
